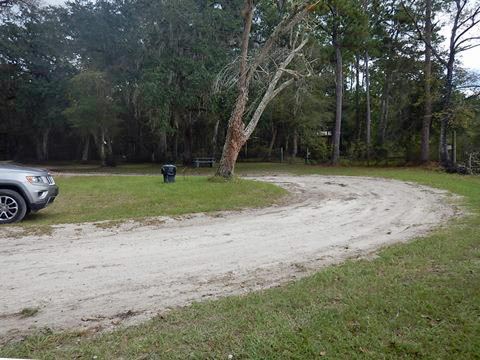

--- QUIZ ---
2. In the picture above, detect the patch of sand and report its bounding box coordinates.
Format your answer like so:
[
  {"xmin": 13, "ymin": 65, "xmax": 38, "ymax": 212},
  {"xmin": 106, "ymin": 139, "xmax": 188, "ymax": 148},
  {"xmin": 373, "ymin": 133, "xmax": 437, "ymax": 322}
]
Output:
[{"xmin": 0, "ymin": 176, "xmax": 458, "ymax": 341}]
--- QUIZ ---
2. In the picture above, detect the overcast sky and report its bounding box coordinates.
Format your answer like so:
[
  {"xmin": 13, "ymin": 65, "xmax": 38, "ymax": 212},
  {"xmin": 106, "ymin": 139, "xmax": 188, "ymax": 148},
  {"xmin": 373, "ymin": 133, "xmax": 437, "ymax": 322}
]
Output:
[{"xmin": 42, "ymin": 0, "xmax": 480, "ymax": 71}]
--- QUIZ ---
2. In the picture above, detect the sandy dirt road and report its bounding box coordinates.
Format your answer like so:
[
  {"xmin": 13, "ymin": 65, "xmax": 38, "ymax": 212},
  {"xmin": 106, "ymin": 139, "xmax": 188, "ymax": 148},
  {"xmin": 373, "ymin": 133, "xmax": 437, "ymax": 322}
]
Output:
[{"xmin": 0, "ymin": 175, "xmax": 456, "ymax": 341}]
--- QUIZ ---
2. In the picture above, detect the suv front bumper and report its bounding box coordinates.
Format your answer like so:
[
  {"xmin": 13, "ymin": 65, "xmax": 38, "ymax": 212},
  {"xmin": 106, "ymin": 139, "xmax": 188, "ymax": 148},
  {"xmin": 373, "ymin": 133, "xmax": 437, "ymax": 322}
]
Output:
[{"xmin": 30, "ymin": 185, "xmax": 59, "ymax": 212}]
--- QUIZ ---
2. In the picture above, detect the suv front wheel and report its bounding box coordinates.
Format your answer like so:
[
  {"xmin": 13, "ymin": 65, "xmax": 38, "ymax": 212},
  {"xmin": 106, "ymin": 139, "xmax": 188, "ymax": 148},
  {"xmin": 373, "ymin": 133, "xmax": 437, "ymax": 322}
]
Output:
[{"xmin": 0, "ymin": 189, "xmax": 27, "ymax": 224}]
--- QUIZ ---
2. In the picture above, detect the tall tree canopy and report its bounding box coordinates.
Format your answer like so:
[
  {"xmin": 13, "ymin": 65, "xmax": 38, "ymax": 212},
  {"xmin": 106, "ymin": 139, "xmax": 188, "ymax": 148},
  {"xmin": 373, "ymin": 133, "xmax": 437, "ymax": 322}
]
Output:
[{"xmin": 0, "ymin": 0, "xmax": 478, "ymax": 171}]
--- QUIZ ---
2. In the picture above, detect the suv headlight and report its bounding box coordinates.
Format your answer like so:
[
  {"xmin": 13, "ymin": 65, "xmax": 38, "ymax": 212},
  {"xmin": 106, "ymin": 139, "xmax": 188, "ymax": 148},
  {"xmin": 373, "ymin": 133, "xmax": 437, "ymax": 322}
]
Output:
[{"xmin": 26, "ymin": 176, "xmax": 46, "ymax": 184}]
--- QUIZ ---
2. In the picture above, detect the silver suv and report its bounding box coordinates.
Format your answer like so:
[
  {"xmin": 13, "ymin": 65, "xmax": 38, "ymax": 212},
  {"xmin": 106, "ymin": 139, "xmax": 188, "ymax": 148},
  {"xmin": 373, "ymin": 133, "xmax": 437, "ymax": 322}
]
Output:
[{"xmin": 0, "ymin": 164, "xmax": 59, "ymax": 224}]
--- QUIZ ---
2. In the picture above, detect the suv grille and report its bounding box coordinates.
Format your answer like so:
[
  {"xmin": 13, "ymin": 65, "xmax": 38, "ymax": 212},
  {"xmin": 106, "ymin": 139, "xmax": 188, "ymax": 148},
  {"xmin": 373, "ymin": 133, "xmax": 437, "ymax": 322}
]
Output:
[{"xmin": 46, "ymin": 175, "xmax": 55, "ymax": 185}]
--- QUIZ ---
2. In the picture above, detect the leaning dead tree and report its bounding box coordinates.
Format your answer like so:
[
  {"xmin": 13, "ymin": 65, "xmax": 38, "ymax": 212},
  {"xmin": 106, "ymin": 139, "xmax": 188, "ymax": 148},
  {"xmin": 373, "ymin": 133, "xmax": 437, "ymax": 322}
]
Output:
[{"xmin": 215, "ymin": 0, "xmax": 318, "ymax": 178}]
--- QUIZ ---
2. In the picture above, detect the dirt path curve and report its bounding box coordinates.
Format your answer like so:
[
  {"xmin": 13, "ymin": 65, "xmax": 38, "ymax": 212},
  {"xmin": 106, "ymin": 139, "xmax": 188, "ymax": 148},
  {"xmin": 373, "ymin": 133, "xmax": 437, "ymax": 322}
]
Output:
[{"xmin": 0, "ymin": 176, "xmax": 456, "ymax": 341}]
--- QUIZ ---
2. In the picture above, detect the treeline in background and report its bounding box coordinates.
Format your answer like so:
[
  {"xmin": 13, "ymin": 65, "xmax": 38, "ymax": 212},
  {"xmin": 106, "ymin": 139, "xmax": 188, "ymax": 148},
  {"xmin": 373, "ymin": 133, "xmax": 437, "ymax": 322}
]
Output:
[{"xmin": 1, "ymin": 0, "xmax": 479, "ymax": 166}]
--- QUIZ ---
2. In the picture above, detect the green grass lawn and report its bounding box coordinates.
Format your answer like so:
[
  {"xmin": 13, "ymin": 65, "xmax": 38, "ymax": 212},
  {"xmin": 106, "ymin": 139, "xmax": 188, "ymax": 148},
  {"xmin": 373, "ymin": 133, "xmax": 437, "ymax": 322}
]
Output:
[
  {"xmin": 1, "ymin": 166, "xmax": 479, "ymax": 359},
  {"xmin": 18, "ymin": 176, "xmax": 286, "ymax": 226}
]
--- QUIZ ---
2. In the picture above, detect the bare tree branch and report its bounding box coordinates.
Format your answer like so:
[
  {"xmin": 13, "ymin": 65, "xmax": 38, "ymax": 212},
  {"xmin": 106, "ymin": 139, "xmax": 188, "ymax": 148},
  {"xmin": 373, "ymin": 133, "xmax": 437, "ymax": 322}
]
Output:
[
  {"xmin": 243, "ymin": 36, "xmax": 309, "ymax": 139},
  {"xmin": 401, "ymin": 1, "xmax": 448, "ymax": 66},
  {"xmin": 457, "ymin": 41, "xmax": 480, "ymax": 52},
  {"xmin": 453, "ymin": 6, "xmax": 480, "ymax": 47},
  {"xmin": 244, "ymin": 0, "xmax": 320, "ymax": 87}
]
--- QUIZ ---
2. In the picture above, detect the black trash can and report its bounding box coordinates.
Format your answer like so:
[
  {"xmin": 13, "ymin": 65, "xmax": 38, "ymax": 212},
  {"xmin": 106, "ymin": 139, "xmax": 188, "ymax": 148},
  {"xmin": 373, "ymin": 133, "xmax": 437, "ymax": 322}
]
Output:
[{"xmin": 161, "ymin": 164, "xmax": 177, "ymax": 183}]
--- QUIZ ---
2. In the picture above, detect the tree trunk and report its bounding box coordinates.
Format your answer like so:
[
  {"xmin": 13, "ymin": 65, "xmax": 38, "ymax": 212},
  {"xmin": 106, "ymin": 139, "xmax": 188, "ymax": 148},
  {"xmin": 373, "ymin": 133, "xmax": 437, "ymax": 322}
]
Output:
[
  {"xmin": 173, "ymin": 110, "xmax": 180, "ymax": 162},
  {"xmin": 421, "ymin": 0, "xmax": 433, "ymax": 163},
  {"xmin": 332, "ymin": 32, "xmax": 343, "ymax": 165},
  {"xmin": 212, "ymin": 118, "xmax": 220, "ymax": 156},
  {"xmin": 42, "ymin": 129, "xmax": 49, "ymax": 161},
  {"xmin": 266, "ymin": 126, "xmax": 277, "ymax": 160},
  {"xmin": 158, "ymin": 131, "xmax": 167, "ymax": 161},
  {"xmin": 105, "ymin": 133, "xmax": 114, "ymax": 166},
  {"xmin": 81, "ymin": 136, "xmax": 90, "ymax": 162},
  {"xmin": 174, "ymin": 134, "xmax": 178, "ymax": 162},
  {"xmin": 216, "ymin": 0, "xmax": 253, "ymax": 178},
  {"xmin": 107, "ymin": 136, "xmax": 113, "ymax": 156},
  {"xmin": 355, "ymin": 54, "xmax": 361, "ymax": 141},
  {"xmin": 292, "ymin": 129, "xmax": 298, "ymax": 158},
  {"xmin": 216, "ymin": 106, "xmax": 247, "ymax": 177},
  {"xmin": 440, "ymin": 60, "xmax": 454, "ymax": 165},
  {"xmin": 35, "ymin": 142, "xmax": 42, "ymax": 162},
  {"xmin": 292, "ymin": 87, "xmax": 300, "ymax": 159},
  {"xmin": 36, "ymin": 128, "xmax": 50, "ymax": 161},
  {"xmin": 365, "ymin": 52, "xmax": 371, "ymax": 161},
  {"xmin": 183, "ymin": 114, "xmax": 194, "ymax": 165},
  {"xmin": 439, "ymin": 1, "xmax": 461, "ymax": 166},
  {"xmin": 378, "ymin": 74, "xmax": 390, "ymax": 146},
  {"xmin": 380, "ymin": 95, "xmax": 389, "ymax": 146},
  {"xmin": 452, "ymin": 129, "xmax": 457, "ymax": 166},
  {"xmin": 99, "ymin": 128, "xmax": 106, "ymax": 167}
]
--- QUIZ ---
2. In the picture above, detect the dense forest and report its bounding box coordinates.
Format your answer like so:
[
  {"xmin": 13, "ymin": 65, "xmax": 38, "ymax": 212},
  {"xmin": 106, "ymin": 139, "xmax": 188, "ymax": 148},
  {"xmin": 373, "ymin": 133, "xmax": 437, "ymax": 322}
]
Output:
[{"xmin": 0, "ymin": 0, "xmax": 479, "ymax": 171}]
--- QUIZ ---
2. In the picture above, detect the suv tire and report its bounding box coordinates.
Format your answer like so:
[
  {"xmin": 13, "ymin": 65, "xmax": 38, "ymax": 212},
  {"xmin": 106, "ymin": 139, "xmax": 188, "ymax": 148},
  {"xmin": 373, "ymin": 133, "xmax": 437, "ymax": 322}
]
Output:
[{"xmin": 0, "ymin": 189, "xmax": 27, "ymax": 224}]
